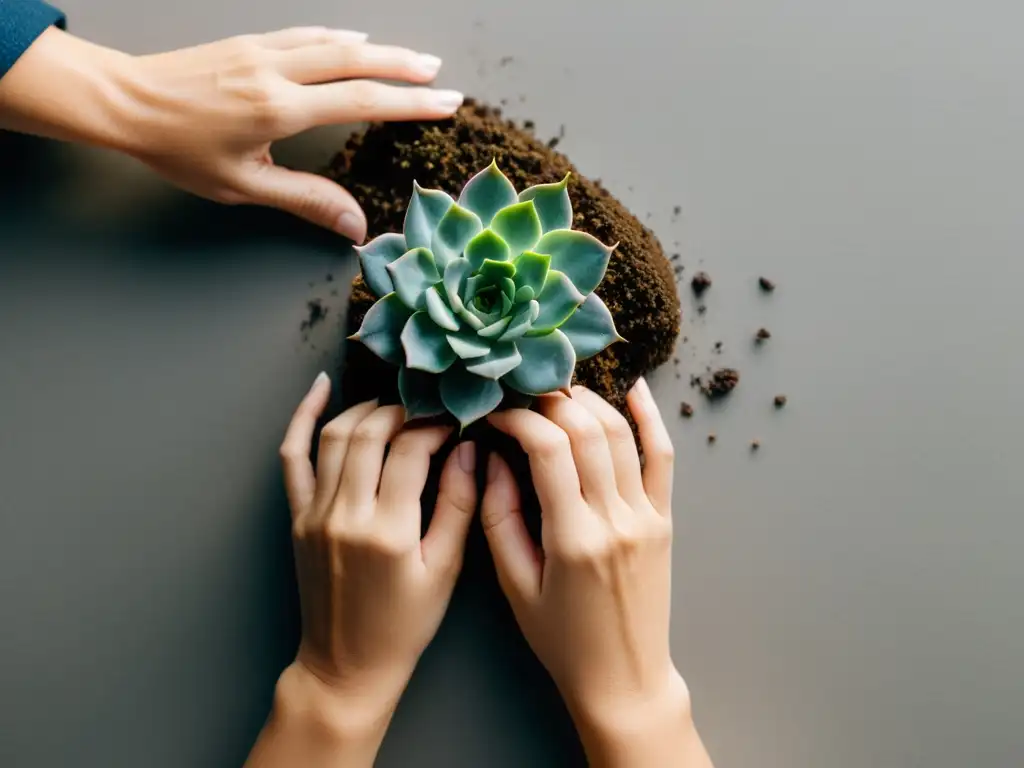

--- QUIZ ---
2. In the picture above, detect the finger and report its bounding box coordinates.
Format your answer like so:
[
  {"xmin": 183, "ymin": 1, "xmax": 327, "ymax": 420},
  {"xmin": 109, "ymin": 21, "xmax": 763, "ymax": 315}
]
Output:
[
  {"xmin": 241, "ymin": 165, "xmax": 368, "ymax": 243},
  {"xmin": 486, "ymin": 409, "xmax": 583, "ymax": 533},
  {"xmin": 314, "ymin": 399, "xmax": 380, "ymax": 512},
  {"xmin": 421, "ymin": 442, "xmax": 478, "ymax": 575},
  {"xmin": 294, "ymin": 81, "xmax": 463, "ymax": 130},
  {"xmin": 627, "ymin": 377, "xmax": 675, "ymax": 515},
  {"xmin": 571, "ymin": 386, "xmax": 645, "ymax": 505},
  {"xmin": 259, "ymin": 27, "xmax": 368, "ymax": 50},
  {"xmin": 537, "ymin": 394, "xmax": 619, "ymax": 506},
  {"xmin": 378, "ymin": 425, "xmax": 453, "ymax": 533},
  {"xmin": 279, "ymin": 372, "xmax": 331, "ymax": 519},
  {"xmin": 276, "ymin": 43, "xmax": 442, "ymax": 86},
  {"xmin": 481, "ymin": 453, "xmax": 542, "ymax": 603},
  {"xmin": 335, "ymin": 405, "xmax": 406, "ymax": 511}
]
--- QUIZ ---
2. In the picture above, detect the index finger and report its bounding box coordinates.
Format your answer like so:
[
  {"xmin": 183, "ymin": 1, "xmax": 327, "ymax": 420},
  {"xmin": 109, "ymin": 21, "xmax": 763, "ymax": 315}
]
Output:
[
  {"xmin": 279, "ymin": 372, "xmax": 331, "ymax": 518},
  {"xmin": 486, "ymin": 409, "xmax": 585, "ymax": 535}
]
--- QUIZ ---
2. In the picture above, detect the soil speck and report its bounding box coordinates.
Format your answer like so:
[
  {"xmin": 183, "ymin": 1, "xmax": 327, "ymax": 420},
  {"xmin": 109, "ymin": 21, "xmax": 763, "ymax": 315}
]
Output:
[
  {"xmin": 759, "ymin": 276, "xmax": 776, "ymax": 292},
  {"xmin": 301, "ymin": 299, "xmax": 328, "ymax": 333},
  {"xmin": 707, "ymin": 432, "xmax": 717, "ymax": 444},
  {"xmin": 698, "ymin": 368, "xmax": 740, "ymax": 399},
  {"xmin": 756, "ymin": 327, "xmax": 772, "ymax": 342},
  {"xmin": 774, "ymin": 394, "xmax": 788, "ymax": 408},
  {"xmin": 750, "ymin": 439, "xmax": 761, "ymax": 451},
  {"xmin": 697, "ymin": 304, "xmax": 707, "ymax": 316},
  {"xmin": 499, "ymin": 55, "xmax": 514, "ymax": 67},
  {"xmin": 691, "ymin": 271, "xmax": 712, "ymax": 296},
  {"xmin": 680, "ymin": 402, "xmax": 694, "ymax": 418}
]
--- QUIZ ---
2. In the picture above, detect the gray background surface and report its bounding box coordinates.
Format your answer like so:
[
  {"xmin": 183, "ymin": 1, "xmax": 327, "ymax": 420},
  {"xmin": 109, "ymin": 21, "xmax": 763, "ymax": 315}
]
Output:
[{"xmin": 2, "ymin": 1, "xmax": 1022, "ymax": 766}]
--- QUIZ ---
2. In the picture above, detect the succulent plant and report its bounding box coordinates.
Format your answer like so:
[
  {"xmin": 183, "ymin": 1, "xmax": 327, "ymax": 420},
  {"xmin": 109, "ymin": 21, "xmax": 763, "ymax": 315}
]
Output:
[{"xmin": 350, "ymin": 161, "xmax": 623, "ymax": 427}]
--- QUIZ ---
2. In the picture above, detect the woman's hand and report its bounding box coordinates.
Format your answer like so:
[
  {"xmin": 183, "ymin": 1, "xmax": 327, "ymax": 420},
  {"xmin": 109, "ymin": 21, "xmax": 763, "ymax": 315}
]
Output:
[
  {"xmin": 481, "ymin": 379, "xmax": 713, "ymax": 767},
  {"xmin": 0, "ymin": 26, "xmax": 463, "ymax": 241},
  {"xmin": 246, "ymin": 373, "xmax": 478, "ymax": 767}
]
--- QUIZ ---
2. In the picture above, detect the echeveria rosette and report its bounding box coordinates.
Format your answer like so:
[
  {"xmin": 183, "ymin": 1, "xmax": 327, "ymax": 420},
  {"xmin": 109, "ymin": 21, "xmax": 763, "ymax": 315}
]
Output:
[{"xmin": 351, "ymin": 161, "xmax": 624, "ymax": 427}]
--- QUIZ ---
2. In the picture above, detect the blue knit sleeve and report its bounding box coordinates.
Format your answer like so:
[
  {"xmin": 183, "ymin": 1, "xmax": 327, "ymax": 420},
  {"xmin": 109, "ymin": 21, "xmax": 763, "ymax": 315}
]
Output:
[{"xmin": 1, "ymin": 0, "xmax": 66, "ymax": 79}]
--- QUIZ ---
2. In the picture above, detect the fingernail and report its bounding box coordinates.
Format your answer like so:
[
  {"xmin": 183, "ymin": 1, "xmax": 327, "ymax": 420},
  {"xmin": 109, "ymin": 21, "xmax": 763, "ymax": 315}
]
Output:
[
  {"xmin": 309, "ymin": 371, "xmax": 329, "ymax": 393},
  {"xmin": 632, "ymin": 376, "xmax": 651, "ymax": 402},
  {"xmin": 336, "ymin": 30, "xmax": 369, "ymax": 43},
  {"xmin": 432, "ymin": 90, "xmax": 464, "ymax": 113},
  {"xmin": 457, "ymin": 441, "xmax": 475, "ymax": 473},
  {"xmin": 415, "ymin": 54, "xmax": 442, "ymax": 78},
  {"xmin": 487, "ymin": 453, "xmax": 499, "ymax": 481},
  {"xmin": 336, "ymin": 212, "xmax": 366, "ymax": 243}
]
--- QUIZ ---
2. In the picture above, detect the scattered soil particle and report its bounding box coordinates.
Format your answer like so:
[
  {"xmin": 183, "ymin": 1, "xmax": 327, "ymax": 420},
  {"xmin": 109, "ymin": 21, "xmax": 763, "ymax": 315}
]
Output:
[
  {"xmin": 670, "ymin": 253, "xmax": 681, "ymax": 261},
  {"xmin": 300, "ymin": 299, "xmax": 327, "ymax": 333},
  {"xmin": 756, "ymin": 328, "xmax": 772, "ymax": 342},
  {"xmin": 714, "ymin": 341, "xmax": 723, "ymax": 353},
  {"xmin": 499, "ymin": 55, "xmax": 514, "ymax": 67},
  {"xmin": 707, "ymin": 432, "xmax": 717, "ymax": 444},
  {"xmin": 691, "ymin": 271, "xmax": 712, "ymax": 296},
  {"xmin": 759, "ymin": 276, "xmax": 776, "ymax": 292},
  {"xmin": 698, "ymin": 368, "xmax": 740, "ymax": 399},
  {"xmin": 547, "ymin": 124, "xmax": 566, "ymax": 149},
  {"xmin": 325, "ymin": 273, "xmax": 334, "ymax": 282},
  {"xmin": 774, "ymin": 394, "xmax": 788, "ymax": 408},
  {"xmin": 750, "ymin": 439, "xmax": 761, "ymax": 451},
  {"xmin": 672, "ymin": 205, "xmax": 682, "ymax": 217},
  {"xmin": 680, "ymin": 402, "xmax": 694, "ymax": 418},
  {"xmin": 327, "ymin": 99, "xmax": 681, "ymax": 418},
  {"xmin": 697, "ymin": 304, "xmax": 707, "ymax": 316},
  {"xmin": 523, "ymin": 120, "xmax": 535, "ymax": 130}
]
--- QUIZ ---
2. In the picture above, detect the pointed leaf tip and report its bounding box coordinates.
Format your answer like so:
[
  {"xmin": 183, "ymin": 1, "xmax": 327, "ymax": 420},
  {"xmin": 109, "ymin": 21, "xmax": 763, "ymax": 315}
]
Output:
[{"xmin": 459, "ymin": 162, "xmax": 518, "ymax": 227}]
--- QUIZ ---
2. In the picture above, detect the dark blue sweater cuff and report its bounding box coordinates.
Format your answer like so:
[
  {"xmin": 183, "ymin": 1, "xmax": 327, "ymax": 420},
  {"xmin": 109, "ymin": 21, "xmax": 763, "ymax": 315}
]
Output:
[{"xmin": 1, "ymin": 0, "xmax": 66, "ymax": 79}]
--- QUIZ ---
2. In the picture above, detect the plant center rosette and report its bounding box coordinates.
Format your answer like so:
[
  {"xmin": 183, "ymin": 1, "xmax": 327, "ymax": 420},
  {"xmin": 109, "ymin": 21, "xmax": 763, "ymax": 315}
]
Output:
[{"xmin": 350, "ymin": 161, "xmax": 625, "ymax": 428}]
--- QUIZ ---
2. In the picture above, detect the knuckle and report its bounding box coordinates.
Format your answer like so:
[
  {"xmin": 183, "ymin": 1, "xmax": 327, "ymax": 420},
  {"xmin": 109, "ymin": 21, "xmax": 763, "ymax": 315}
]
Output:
[
  {"xmin": 387, "ymin": 432, "xmax": 421, "ymax": 460},
  {"xmin": 351, "ymin": 419, "xmax": 387, "ymax": 447},
  {"xmin": 343, "ymin": 80, "xmax": 383, "ymax": 112},
  {"xmin": 320, "ymin": 421, "xmax": 352, "ymax": 446},
  {"xmin": 534, "ymin": 429, "xmax": 571, "ymax": 459},
  {"xmin": 278, "ymin": 441, "xmax": 303, "ymax": 463}
]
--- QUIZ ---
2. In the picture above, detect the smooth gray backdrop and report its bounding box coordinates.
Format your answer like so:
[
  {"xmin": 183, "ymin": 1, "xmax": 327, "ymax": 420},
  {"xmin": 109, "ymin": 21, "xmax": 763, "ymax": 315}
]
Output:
[{"xmin": 2, "ymin": 1, "xmax": 1022, "ymax": 766}]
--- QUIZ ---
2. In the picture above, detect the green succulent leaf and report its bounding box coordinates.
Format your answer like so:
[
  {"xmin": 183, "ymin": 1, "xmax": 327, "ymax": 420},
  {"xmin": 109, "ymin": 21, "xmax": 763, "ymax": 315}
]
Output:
[
  {"xmin": 478, "ymin": 316, "xmax": 512, "ymax": 339},
  {"xmin": 533, "ymin": 230, "xmax": 615, "ymax": 295},
  {"xmin": 529, "ymin": 270, "xmax": 585, "ymax": 335},
  {"xmin": 500, "ymin": 292, "xmax": 513, "ymax": 316},
  {"xmin": 497, "ymin": 300, "xmax": 540, "ymax": 342},
  {"xmin": 424, "ymin": 285, "xmax": 460, "ymax": 332},
  {"xmin": 404, "ymin": 182, "xmax": 454, "ymax": 250},
  {"xmin": 499, "ymin": 277, "xmax": 516, "ymax": 303},
  {"xmin": 443, "ymin": 259, "xmax": 471, "ymax": 313},
  {"xmin": 458, "ymin": 160, "xmax": 519, "ymax": 225},
  {"xmin": 431, "ymin": 204, "xmax": 483, "ymax": 270},
  {"xmin": 512, "ymin": 251, "xmax": 550, "ymax": 296},
  {"xmin": 401, "ymin": 311, "xmax": 457, "ymax": 373},
  {"xmin": 478, "ymin": 259, "xmax": 516, "ymax": 283},
  {"xmin": 491, "ymin": 200, "xmax": 542, "ymax": 257},
  {"xmin": 456, "ymin": 306, "xmax": 485, "ymax": 330},
  {"xmin": 465, "ymin": 342, "xmax": 522, "ymax": 379},
  {"xmin": 464, "ymin": 229, "xmax": 511, "ymax": 271},
  {"xmin": 387, "ymin": 248, "xmax": 441, "ymax": 310},
  {"xmin": 517, "ymin": 173, "xmax": 572, "ymax": 232},
  {"xmin": 398, "ymin": 366, "xmax": 445, "ymax": 420},
  {"xmin": 558, "ymin": 293, "xmax": 623, "ymax": 360},
  {"xmin": 514, "ymin": 285, "xmax": 535, "ymax": 304},
  {"xmin": 355, "ymin": 232, "xmax": 406, "ymax": 299},
  {"xmin": 446, "ymin": 330, "xmax": 492, "ymax": 359},
  {"xmin": 349, "ymin": 293, "xmax": 411, "ymax": 367},
  {"xmin": 440, "ymin": 366, "xmax": 505, "ymax": 427},
  {"xmin": 503, "ymin": 330, "xmax": 576, "ymax": 395}
]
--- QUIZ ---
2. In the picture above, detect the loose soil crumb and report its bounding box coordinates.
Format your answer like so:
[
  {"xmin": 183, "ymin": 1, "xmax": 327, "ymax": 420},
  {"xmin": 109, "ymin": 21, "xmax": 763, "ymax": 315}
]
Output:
[
  {"xmin": 714, "ymin": 341, "xmax": 723, "ymax": 353},
  {"xmin": 300, "ymin": 299, "xmax": 327, "ymax": 333},
  {"xmin": 680, "ymin": 402, "xmax": 694, "ymax": 418},
  {"xmin": 499, "ymin": 55, "xmax": 514, "ymax": 67},
  {"xmin": 698, "ymin": 368, "xmax": 740, "ymax": 399},
  {"xmin": 327, "ymin": 99, "xmax": 680, "ymax": 418},
  {"xmin": 759, "ymin": 276, "xmax": 776, "ymax": 292},
  {"xmin": 691, "ymin": 271, "xmax": 712, "ymax": 296},
  {"xmin": 774, "ymin": 394, "xmax": 788, "ymax": 408},
  {"xmin": 756, "ymin": 328, "xmax": 771, "ymax": 342},
  {"xmin": 750, "ymin": 439, "xmax": 761, "ymax": 451},
  {"xmin": 697, "ymin": 304, "xmax": 707, "ymax": 316},
  {"xmin": 707, "ymin": 432, "xmax": 717, "ymax": 444}
]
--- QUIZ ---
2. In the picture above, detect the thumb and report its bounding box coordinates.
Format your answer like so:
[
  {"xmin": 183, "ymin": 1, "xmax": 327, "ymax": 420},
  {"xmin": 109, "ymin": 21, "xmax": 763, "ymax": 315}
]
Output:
[
  {"xmin": 243, "ymin": 165, "xmax": 368, "ymax": 242},
  {"xmin": 481, "ymin": 453, "xmax": 541, "ymax": 603},
  {"xmin": 421, "ymin": 441, "xmax": 478, "ymax": 577}
]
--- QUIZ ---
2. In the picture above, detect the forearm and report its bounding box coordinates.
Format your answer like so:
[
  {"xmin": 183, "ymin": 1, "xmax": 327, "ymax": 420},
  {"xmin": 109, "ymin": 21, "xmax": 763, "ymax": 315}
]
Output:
[
  {"xmin": 0, "ymin": 26, "xmax": 133, "ymax": 149},
  {"xmin": 245, "ymin": 663, "xmax": 398, "ymax": 768},
  {"xmin": 568, "ymin": 673, "xmax": 714, "ymax": 768}
]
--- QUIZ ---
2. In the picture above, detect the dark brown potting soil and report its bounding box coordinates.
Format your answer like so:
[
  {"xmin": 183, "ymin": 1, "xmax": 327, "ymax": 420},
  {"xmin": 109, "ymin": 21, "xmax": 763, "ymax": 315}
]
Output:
[
  {"xmin": 691, "ymin": 271, "xmax": 712, "ymax": 296},
  {"xmin": 327, "ymin": 99, "xmax": 681, "ymax": 418},
  {"xmin": 697, "ymin": 368, "xmax": 740, "ymax": 399}
]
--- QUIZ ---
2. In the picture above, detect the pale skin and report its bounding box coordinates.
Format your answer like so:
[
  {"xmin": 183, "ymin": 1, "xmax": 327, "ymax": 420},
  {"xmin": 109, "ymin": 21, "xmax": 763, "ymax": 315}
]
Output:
[
  {"xmin": 0, "ymin": 25, "xmax": 465, "ymax": 242},
  {"xmin": 246, "ymin": 373, "xmax": 713, "ymax": 767},
  {"xmin": 2, "ymin": 22, "xmax": 713, "ymax": 766}
]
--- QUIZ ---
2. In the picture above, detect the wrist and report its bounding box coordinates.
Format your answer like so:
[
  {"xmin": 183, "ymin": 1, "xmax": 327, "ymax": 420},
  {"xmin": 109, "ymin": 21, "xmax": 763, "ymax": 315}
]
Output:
[
  {"xmin": 0, "ymin": 27, "xmax": 138, "ymax": 151},
  {"xmin": 568, "ymin": 670, "xmax": 700, "ymax": 767}
]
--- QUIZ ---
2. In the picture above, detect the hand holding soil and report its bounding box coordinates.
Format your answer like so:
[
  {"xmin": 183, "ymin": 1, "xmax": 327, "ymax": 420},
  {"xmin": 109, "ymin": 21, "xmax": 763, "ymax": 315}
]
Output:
[{"xmin": 0, "ymin": 25, "xmax": 463, "ymax": 241}]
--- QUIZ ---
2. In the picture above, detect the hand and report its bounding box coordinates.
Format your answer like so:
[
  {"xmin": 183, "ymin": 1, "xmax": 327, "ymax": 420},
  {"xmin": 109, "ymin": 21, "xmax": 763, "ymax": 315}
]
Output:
[
  {"xmin": 0, "ymin": 26, "xmax": 463, "ymax": 241},
  {"xmin": 481, "ymin": 379, "xmax": 713, "ymax": 767},
  {"xmin": 246, "ymin": 373, "xmax": 477, "ymax": 767}
]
